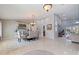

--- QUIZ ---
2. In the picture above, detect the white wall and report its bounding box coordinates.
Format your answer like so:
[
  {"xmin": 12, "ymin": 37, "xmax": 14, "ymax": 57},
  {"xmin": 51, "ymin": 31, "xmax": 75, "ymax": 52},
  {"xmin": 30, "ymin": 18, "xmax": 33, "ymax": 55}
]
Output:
[
  {"xmin": 0, "ymin": 21, "xmax": 2, "ymax": 40},
  {"xmin": 0, "ymin": 21, "xmax": 2, "ymax": 36},
  {"xmin": 37, "ymin": 14, "xmax": 54, "ymax": 39},
  {"xmin": 2, "ymin": 20, "xmax": 17, "ymax": 40},
  {"xmin": 54, "ymin": 14, "xmax": 61, "ymax": 38}
]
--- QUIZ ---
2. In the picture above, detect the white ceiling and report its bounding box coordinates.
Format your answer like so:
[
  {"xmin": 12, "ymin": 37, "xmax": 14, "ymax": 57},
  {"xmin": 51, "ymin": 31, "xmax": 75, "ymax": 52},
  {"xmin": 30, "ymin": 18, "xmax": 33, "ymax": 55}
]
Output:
[
  {"xmin": 0, "ymin": 4, "xmax": 79, "ymax": 21},
  {"xmin": 0, "ymin": 4, "xmax": 44, "ymax": 20},
  {"xmin": 54, "ymin": 4, "xmax": 79, "ymax": 20}
]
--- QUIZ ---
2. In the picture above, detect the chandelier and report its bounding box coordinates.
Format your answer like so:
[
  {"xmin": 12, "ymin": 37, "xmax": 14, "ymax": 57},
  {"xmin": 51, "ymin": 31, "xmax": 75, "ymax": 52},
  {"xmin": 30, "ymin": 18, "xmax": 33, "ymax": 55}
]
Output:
[
  {"xmin": 30, "ymin": 15, "xmax": 36, "ymax": 26},
  {"xmin": 43, "ymin": 4, "xmax": 52, "ymax": 12}
]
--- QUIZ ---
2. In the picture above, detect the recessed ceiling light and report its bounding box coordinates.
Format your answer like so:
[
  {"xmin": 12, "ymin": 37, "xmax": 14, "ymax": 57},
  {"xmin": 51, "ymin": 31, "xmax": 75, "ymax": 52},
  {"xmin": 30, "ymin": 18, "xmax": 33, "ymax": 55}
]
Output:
[{"xmin": 75, "ymin": 21, "xmax": 79, "ymax": 24}]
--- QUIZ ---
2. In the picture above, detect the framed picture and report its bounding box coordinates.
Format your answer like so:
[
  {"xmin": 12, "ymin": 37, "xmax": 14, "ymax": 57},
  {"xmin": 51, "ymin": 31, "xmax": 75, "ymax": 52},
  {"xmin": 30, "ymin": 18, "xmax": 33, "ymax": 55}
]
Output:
[
  {"xmin": 18, "ymin": 24, "xmax": 26, "ymax": 29},
  {"xmin": 47, "ymin": 24, "xmax": 52, "ymax": 30}
]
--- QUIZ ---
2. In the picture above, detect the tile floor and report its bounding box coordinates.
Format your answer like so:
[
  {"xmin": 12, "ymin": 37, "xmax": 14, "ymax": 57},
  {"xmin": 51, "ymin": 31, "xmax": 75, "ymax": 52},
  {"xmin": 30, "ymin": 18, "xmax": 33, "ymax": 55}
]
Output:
[{"xmin": 0, "ymin": 34, "xmax": 79, "ymax": 55}]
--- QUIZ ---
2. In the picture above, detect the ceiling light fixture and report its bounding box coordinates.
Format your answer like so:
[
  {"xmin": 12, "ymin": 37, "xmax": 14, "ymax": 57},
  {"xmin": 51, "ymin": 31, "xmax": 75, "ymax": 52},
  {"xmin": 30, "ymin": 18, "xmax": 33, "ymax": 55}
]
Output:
[
  {"xmin": 75, "ymin": 21, "xmax": 79, "ymax": 24},
  {"xmin": 30, "ymin": 15, "xmax": 36, "ymax": 26},
  {"xmin": 43, "ymin": 4, "xmax": 52, "ymax": 12}
]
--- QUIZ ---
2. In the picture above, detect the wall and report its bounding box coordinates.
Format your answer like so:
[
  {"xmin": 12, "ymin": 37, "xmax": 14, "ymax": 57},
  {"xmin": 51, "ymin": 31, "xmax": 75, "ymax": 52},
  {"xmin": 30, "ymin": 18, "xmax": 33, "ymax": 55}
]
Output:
[
  {"xmin": 2, "ymin": 20, "xmax": 17, "ymax": 40},
  {"xmin": 0, "ymin": 21, "xmax": 2, "ymax": 40},
  {"xmin": 54, "ymin": 14, "xmax": 61, "ymax": 38},
  {"xmin": 37, "ymin": 14, "xmax": 54, "ymax": 39}
]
